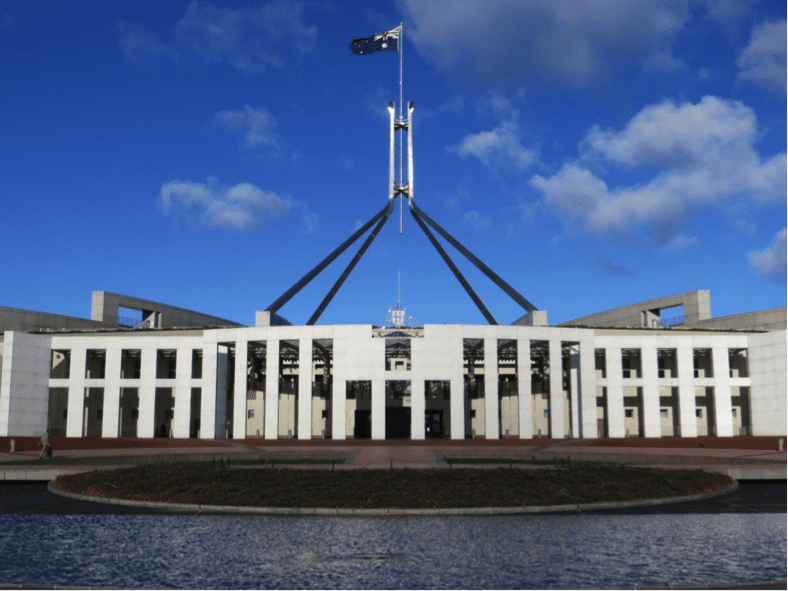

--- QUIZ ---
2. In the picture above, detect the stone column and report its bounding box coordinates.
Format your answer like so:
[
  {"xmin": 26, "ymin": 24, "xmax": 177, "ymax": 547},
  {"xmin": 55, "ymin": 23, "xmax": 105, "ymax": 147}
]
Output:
[
  {"xmin": 712, "ymin": 346, "xmax": 734, "ymax": 437},
  {"xmin": 578, "ymin": 338, "xmax": 597, "ymax": 439},
  {"xmin": 548, "ymin": 339, "xmax": 564, "ymax": 438},
  {"xmin": 568, "ymin": 345, "xmax": 580, "ymax": 438},
  {"xmin": 265, "ymin": 338, "xmax": 279, "ymax": 440},
  {"xmin": 137, "ymin": 347, "xmax": 157, "ymax": 438},
  {"xmin": 676, "ymin": 345, "xmax": 697, "ymax": 438},
  {"xmin": 172, "ymin": 346, "xmax": 193, "ymax": 439},
  {"xmin": 200, "ymin": 342, "xmax": 217, "ymax": 439},
  {"xmin": 450, "ymin": 353, "xmax": 465, "ymax": 440},
  {"xmin": 484, "ymin": 338, "xmax": 499, "ymax": 440},
  {"xmin": 641, "ymin": 345, "xmax": 661, "ymax": 438},
  {"xmin": 233, "ymin": 341, "xmax": 248, "ymax": 439},
  {"xmin": 297, "ymin": 338, "xmax": 312, "ymax": 439},
  {"xmin": 371, "ymin": 378, "xmax": 385, "ymax": 440},
  {"xmin": 102, "ymin": 345, "xmax": 122, "ymax": 438},
  {"xmin": 517, "ymin": 338, "xmax": 532, "ymax": 439},
  {"xmin": 605, "ymin": 347, "xmax": 625, "ymax": 438}
]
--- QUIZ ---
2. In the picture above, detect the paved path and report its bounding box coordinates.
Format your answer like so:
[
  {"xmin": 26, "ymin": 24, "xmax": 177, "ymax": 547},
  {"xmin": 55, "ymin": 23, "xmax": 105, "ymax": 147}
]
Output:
[{"xmin": 0, "ymin": 436, "xmax": 784, "ymax": 480}]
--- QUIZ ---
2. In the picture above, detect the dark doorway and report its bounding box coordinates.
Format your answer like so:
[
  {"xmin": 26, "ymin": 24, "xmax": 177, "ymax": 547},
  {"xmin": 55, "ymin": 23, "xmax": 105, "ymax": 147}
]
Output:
[
  {"xmin": 386, "ymin": 407, "xmax": 411, "ymax": 439},
  {"xmin": 354, "ymin": 410, "xmax": 371, "ymax": 439},
  {"xmin": 425, "ymin": 410, "xmax": 443, "ymax": 439}
]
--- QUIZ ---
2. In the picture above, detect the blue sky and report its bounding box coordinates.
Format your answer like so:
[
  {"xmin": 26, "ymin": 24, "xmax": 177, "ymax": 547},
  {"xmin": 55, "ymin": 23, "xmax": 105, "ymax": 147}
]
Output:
[{"xmin": 1, "ymin": 0, "xmax": 785, "ymax": 327}]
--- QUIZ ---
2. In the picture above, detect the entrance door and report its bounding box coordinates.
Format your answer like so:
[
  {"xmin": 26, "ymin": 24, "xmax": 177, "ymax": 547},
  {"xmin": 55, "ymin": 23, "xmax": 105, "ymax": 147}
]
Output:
[
  {"xmin": 385, "ymin": 408, "xmax": 411, "ymax": 439},
  {"xmin": 354, "ymin": 410, "xmax": 371, "ymax": 439},
  {"xmin": 425, "ymin": 410, "xmax": 443, "ymax": 439}
]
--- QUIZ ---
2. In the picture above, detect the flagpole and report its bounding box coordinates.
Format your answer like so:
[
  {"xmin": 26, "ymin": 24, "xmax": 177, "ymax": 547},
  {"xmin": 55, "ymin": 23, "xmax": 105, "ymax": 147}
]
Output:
[{"xmin": 399, "ymin": 22, "xmax": 404, "ymax": 234}]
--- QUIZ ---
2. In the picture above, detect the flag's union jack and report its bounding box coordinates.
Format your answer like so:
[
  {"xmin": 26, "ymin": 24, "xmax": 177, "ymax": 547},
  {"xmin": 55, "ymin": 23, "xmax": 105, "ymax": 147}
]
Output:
[{"xmin": 349, "ymin": 26, "xmax": 400, "ymax": 55}]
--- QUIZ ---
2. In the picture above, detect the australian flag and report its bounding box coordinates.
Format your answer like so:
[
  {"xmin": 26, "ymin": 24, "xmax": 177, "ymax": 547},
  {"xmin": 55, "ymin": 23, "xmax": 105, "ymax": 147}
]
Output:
[{"xmin": 349, "ymin": 25, "xmax": 400, "ymax": 55}]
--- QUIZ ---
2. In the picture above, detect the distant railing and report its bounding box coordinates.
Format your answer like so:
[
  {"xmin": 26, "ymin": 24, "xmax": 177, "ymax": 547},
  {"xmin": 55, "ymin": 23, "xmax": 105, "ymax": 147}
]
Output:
[
  {"xmin": 118, "ymin": 316, "xmax": 152, "ymax": 328},
  {"xmin": 657, "ymin": 315, "xmax": 684, "ymax": 327}
]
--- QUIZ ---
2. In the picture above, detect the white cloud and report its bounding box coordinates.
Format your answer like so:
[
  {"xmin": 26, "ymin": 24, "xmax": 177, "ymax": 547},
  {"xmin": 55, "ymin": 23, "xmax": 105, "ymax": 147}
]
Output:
[
  {"xmin": 748, "ymin": 228, "xmax": 787, "ymax": 279},
  {"xmin": 737, "ymin": 20, "xmax": 787, "ymax": 93},
  {"xmin": 117, "ymin": 23, "xmax": 178, "ymax": 63},
  {"xmin": 449, "ymin": 92, "xmax": 537, "ymax": 172},
  {"xmin": 158, "ymin": 177, "xmax": 315, "ymax": 232},
  {"xmin": 461, "ymin": 210, "xmax": 492, "ymax": 231},
  {"xmin": 660, "ymin": 233, "xmax": 699, "ymax": 253},
  {"xmin": 212, "ymin": 105, "xmax": 280, "ymax": 151},
  {"xmin": 119, "ymin": 0, "xmax": 317, "ymax": 73},
  {"xmin": 531, "ymin": 96, "xmax": 787, "ymax": 244},
  {"xmin": 401, "ymin": 0, "xmax": 689, "ymax": 86}
]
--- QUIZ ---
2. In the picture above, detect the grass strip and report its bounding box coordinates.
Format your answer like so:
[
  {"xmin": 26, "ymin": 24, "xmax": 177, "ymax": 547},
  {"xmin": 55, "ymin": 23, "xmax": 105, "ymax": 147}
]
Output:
[{"xmin": 56, "ymin": 463, "xmax": 732, "ymax": 509}]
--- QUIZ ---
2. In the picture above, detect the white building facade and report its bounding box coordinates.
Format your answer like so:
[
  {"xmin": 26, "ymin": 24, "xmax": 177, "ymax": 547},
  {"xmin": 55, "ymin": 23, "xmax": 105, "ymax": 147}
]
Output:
[{"xmin": 1, "ymin": 320, "xmax": 785, "ymax": 440}]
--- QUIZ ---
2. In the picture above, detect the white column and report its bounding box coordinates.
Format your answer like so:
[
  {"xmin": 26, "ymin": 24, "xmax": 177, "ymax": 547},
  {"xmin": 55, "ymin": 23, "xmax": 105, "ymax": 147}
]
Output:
[
  {"xmin": 371, "ymin": 378, "xmax": 385, "ymax": 440},
  {"xmin": 450, "ymin": 359, "xmax": 465, "ymax": 440},
  {"xmin": 606, "ymin": 347, "xmax": 625, "ymax": 438},
  {"xmin": 200, "ymin": 342, "xmax": 217, "ymax": 439},
  {"xmin": 173, "ymin": 346, "xmax": 193, "ymax": 439},
  {"xmin": 331, "ymin": 376, "xmax": 346, "ymax": 440},
  {"xmin": 712, "ymin": 346, "xmax": 734, "ymax": 437},
  {"xmin": 568, "ymin": 345, "xmax": 580, "ymax": 438},
  {"xmin": 484, "ymin": 338, "xmax": 499, "ymax": 440},
  {"xmin": 410, "ymin": 378, "xmax": 425, "ymax": 440},
  {"xmin": 548, "ymin": 339, "xmax": 564, "ymax": 438},
  {"xmin": 517, "ymin": 338, "xmax": 532, "ymax": 439},
  {"xmin": 102, "ymin": 346, "xmax": 122, "ymax": 438},
  {"xmin": 264, "ymin": 339, "xmax": 280, "ymax": 439},
  {"xmin": 676, "ymin": 345, "xmax": 697, "ymax": 438},
  {"xmin": 137, "ymin": 347, "xmax": 156, "ymax": 438},
  {"xmin": 233, "ymin": 341, "xmax": 248, "ymax": 439},
  {"xmin": 66, "ymin": 348, "xmax": 87, "ymax": 437},
  {"xmin": 297, "ymin": 338, "xmax": 312, "ymax": 439},
  {"xmin": 641, "ymin": 345, "xmax": 661, "ymax": 438},
  {"xmin": 578, "ymin": 339, "xmax": 597, "ymax": 439}
]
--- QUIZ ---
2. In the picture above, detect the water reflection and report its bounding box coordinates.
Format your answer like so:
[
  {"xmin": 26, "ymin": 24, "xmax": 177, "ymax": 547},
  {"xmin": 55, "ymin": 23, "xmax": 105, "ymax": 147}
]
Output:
[{"xmin": 0, "ymin": 512, "xmax": 784, "ymax": 589}]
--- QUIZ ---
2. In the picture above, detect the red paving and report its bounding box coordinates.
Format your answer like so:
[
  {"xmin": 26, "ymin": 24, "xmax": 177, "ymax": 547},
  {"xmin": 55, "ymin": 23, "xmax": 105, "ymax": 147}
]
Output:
[{"xmin": 0, "ymin": 435, "xmax": 784, "ymax": 479}]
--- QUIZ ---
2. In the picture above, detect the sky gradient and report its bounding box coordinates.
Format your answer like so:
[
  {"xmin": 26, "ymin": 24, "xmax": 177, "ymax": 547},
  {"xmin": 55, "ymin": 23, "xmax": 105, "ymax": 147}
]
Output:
[{"xmin": 1, "ymin": 0, "xmax": 785, "ymax": 327}]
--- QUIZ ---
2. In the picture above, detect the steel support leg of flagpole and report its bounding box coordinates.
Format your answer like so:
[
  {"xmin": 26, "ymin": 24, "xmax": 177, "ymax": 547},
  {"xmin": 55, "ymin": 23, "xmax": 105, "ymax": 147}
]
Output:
[
  {"xmin": 307, "ymin": 202, "xmax": 395, "ymax": 325},
  {"xmin": 266, "ymin": 203, "xmax": 390, "ymax": 314},
  {"xmin": 411, "ymin": 202, "xmax": 538, "ymax": 313},
  {"xmin": 409, "ymin": 205, "xmax": 497, "ymax": 325}
]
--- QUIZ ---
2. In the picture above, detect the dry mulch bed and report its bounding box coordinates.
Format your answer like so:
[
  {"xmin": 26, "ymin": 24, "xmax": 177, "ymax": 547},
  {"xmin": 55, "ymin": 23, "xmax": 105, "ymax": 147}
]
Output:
[{"xmin": 56, "ymin": 462, "xmax": 732, "ymax": 509}]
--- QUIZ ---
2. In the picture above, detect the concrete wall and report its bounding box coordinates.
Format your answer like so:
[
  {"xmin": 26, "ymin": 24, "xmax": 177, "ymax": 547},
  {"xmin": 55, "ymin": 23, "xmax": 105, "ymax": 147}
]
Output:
[
  {"xmin": 0, "ymin": 306, "xmax": 108, "ymax": 333},
  {"xmin": 691, "ymin": 308, "xmax": 787, "ymax": 331},
  {"xmin": 0, "ymin": 332, "xmax": 52, "ymax": 436},
  {"xmin": 749, "ymin": 330, "xmax": 787, "ymax": 436},
  {"xmin": 561, "ymin": 290, "xmax": 711, "ymax": 328},
  {"xmin": 91, "ymin": 291, "xmax": 243, "ymax": 329}
]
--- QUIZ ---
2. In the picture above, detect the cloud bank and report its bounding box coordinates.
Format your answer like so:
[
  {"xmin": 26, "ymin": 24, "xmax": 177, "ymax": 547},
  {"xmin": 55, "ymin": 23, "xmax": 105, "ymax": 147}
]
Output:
[
  {"xmin": 530, "ymin": 96, "xmax": 786, "ymax": 244},
  {"xmin": 748, "ymin": 228, "xmax": 787, "ymax": 279},
  {"xmin": 159, "ymin": 177, "xmax": 315, "ymax": 233},
  {"xmin": 119, "ymin": 0, "xmax": 317, "ymax": 73}
]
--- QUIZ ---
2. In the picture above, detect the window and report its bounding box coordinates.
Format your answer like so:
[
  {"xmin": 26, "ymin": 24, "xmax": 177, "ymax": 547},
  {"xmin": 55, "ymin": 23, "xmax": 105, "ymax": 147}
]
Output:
[
  {"xmin": 696, "ymin": 409, "xmax": 703, "ymax": 418},
  {"xmin": 660, "ymin": 409, "xmax": 668, "ymax": 418},
  {"xmin": 625, "ymin": 409, "xmax": 634, "ymax": 418},
  {"xmin": 248, "ymin": 410, "xmax": 254, "ymax": 419},
  {"xmin": 731, "ymin": 408, "xmax": 737, "ymax": 418},
  {"xmin": 543, "ymin": 410, "xmax": 550, "ymax": 418}
]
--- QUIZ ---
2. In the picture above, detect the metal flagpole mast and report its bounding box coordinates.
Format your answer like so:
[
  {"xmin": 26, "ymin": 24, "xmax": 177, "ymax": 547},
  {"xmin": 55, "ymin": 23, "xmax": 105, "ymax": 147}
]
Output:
[{"xmin": 399, "ymin": 22, "xmax": 404, "ymax": 234}]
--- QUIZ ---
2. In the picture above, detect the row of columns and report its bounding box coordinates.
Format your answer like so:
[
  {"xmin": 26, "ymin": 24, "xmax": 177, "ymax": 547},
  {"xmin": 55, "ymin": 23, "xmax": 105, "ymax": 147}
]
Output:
[
  {"xmin": 601, "ymin": 344, "xmax": 737, "ymax": 438},
  {"xmin": 232, "ymin": 337, "xmax": 597, "ymax": 441}
]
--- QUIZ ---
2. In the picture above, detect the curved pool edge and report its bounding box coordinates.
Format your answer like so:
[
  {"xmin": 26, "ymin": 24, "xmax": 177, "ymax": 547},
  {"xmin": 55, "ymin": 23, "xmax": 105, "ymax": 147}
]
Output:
[{"xmin": 47, "ymin": 479, "xmax": 740, "ymax": 516}]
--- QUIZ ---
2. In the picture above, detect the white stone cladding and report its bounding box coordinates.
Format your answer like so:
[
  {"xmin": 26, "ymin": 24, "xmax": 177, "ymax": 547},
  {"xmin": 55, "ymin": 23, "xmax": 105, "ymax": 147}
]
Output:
[{"xmin": 0, "ymin": 324, "xmax": 783, "ymax": 439}]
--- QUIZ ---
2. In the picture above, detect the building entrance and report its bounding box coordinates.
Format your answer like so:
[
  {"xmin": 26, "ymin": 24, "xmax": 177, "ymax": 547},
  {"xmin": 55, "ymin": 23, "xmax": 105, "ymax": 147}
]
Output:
[
  {"xmin": 354, "ymin": 410, "xmax": 371, "ymax": 439},
  {"xmin": 425, "ymin": 410, "xmax": 443, "ymax": 439},
  {"xmin": 386, "ymin": 407, "xmax": 411, "ymax": 439}
]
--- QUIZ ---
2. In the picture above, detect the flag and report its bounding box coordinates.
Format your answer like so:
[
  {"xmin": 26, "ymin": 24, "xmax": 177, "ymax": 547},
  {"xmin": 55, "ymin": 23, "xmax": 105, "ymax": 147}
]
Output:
[{"xmin": 349, "ymin": 25, "xmax": 400, "ymax": 55}]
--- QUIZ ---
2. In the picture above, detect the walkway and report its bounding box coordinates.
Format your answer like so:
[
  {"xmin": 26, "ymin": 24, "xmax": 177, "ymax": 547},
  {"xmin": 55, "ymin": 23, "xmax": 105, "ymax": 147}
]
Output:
[{"xmin": 0, "ymin": 435, "xmax": 784, "ymax": 481}]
